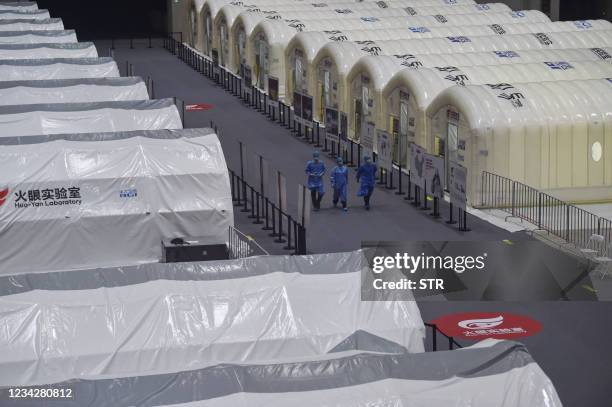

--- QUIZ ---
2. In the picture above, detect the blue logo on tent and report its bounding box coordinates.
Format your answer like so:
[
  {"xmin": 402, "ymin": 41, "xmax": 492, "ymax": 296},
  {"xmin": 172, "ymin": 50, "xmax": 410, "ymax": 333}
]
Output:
[
  {"xmin": 448, "ymin": 36, "xmax": 471, "ymax": 43},
  {"xmin": 120, "ymin": 188, "xmax": 138, "ymax": 198},
  {"xmin": 361, "ymin": 16, "xmax": 379, "ymax": 22},
  {"xmin": 409, "ymin": 26, "xmax": 430, "ymax": 33},
  {"xmin": 574, "ymin": 20, "xmax": 593, "ymax": 29},
  {"xmin": 544, "ymin": 61, "xmax": 574, "ymax": 70},
  {"xmin": 510, "ymin": 11, "xmax": 526, "ymax": 18},
  {"xmin": 476, "ymin": 4, "xmax": 490, "ymax": 10},
  {"xmin": 494, "ymin": 50, "xmax": 519, "ymax": 58}
]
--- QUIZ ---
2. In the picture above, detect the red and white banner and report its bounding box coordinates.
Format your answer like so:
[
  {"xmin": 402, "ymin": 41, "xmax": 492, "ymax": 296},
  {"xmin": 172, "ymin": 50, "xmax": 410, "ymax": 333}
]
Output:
[
  {"xmin": 431, "ymin": 312, "xmax": 542, "ymax": 340},
  {"xmin": 185, "ymin": 103, "xmax": 213, "ymax": 111}
]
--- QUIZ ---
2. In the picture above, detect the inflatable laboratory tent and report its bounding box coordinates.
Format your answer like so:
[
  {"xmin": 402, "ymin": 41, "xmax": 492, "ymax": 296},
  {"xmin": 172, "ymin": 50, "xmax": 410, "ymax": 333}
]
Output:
[
  {"xmin": 285, "ymin": 16, "xmax": 586, "ymax": 108},
  {"xmin": 426, "ymin": 78, "xmax": 612, "ymax": 204},
  {"xmin": 0, "ymin": 77, "xmax": 150, "ymax": 105},
  {"xmin": 0, "ymin": 17, "xmax": 63, "ymax": 31},
  {"xmin": 0, "ymin": 29, "xmax": 77, "ymax": 44},
  {"xmin": 0, "ymin": 249, "xmax": 425, "ymax": 385},
  {"xmin": 0, "ymin": 99, "xmax": 181, "ymax": 138},
  {"xmin": 6, "ymin": 340, "xmax": 560, "ymax": 407},
  {"xmin": 312, "ymin": 29, "xmax": 612, "ymax": 124},
  {"xmin": 0, "ymin": 42, "xmax": 97, "ymax": 59},
  {"xmin": 213, "ymin": 0, "xmax": 479, "ymax": 70},
  {"xmin": 0, "ymin": 9, "xmax": 49, "ymax": 19},
  {"xmin": 0, "ymin": 2, "xmax": 37, "ymax": 11},
  {"xmin": 347, "ymin": 58, "xmax": 612, "ymax": 149},
  {"xmin": 0, "ymin": 129, "xmax": 233, "ymax": 275},
  {"xmin": 0, "ymin": 57, "xmax": 119, "ymax": 80}
]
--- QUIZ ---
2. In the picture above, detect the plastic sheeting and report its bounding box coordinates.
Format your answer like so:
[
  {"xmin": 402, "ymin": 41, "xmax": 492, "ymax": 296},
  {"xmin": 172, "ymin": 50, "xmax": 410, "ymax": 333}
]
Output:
[
  {"xmin": 0, "ymin": 41, "xmax": 97, "ymax": 59},
  {"xmin": 0, "ymin": 250, "xmax": 425, "ymax": 386},
  {"xmin": 0, "ymin": 77, "xmax": 150, "ymax": 105},
  {"xmin": 0, "ymin": 2, "xmax": 38, "ymax": 11},
  {"xmin": 0, "ymin": 9, "xmax": 49, "ymax": 19},
  {"xmin": 0, "ymin": 18, "xmax": 63, "ymax": 31},
  {"xmin": 0, "ymin": 29, "xmax": 77, "ymax": 44},
  {"xmin": 0, "ymin": 129, "xmax": 233, "ymax": 276},
  {"xmin": 0, "ymin": 99, "xmax": 181, "ymax": 137},
  {"xmin": 0, "ymin": 57, "xmax": 118, "ymax": 80}
]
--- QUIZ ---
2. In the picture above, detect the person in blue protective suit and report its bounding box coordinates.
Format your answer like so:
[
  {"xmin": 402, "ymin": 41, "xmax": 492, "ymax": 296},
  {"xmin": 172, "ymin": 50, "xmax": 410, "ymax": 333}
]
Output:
[
  {"xmin": 356, "ymin": 155, "xmax": 377, "ymax": 210},
  {"xmin": 305, "ymin": 151, "xmax": 326, "ymax": 211},
  {"xmin": 330, "ymin": 156, "xmax": 349, "ymax": 211}
]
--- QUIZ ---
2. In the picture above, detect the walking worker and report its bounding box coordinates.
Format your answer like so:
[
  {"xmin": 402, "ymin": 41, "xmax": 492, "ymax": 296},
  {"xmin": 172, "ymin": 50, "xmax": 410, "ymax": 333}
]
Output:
[
  {"xmin": 305, "ymin": 150, "xmax": 326, "ymax": 211},
  {"xmin": 330, "ymin": 156, "xmax": 349, "ymax": 211},
  {"xmin": 356, "ymin": 155, "xmax": 377, "ymax": 210}
]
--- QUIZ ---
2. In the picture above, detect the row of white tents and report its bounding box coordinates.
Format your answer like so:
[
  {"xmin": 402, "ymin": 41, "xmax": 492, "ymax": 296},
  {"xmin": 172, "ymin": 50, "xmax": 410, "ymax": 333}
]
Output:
[
  {"xmin": 0, "ymin": 3, "xmax": 234, "ymax": 275},
  {"xmin": 173, "ymin": 0, "xmax": 612, "ymax": 204},
  {"xmin": 0, "ymin": 3, "xmax": 562, "ymax": 406}
]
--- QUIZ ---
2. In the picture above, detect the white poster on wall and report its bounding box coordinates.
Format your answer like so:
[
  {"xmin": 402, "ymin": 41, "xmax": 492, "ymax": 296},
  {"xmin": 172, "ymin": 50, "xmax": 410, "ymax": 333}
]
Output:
[
  {"xmin": 362, "ymin": 121, "xmax": 375, "ymax": 155},
  {"xmin": 376, "ymin": 129, "xmax": 392, "ymax": 171},
  {"xmin": 409, "ymin": 143, "xmax": 426, "ymax": 189},
  {"xmin": 424, "ymin": 153, "xmax": 444, "ymax": 198},
  {"xmin": 449, "ymin": 161, "xmax": 467, "ymax": 210}
]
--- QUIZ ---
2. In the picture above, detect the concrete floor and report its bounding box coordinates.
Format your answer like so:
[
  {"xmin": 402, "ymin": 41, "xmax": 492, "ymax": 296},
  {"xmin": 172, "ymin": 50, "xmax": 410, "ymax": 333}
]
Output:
[{"xmin": 100, "ymin": 40, "xmax": 612, "ymax": 407}]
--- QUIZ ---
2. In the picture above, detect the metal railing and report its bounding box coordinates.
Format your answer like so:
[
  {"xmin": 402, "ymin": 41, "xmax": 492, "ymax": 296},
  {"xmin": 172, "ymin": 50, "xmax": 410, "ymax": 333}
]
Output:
[
  {"xmin": 480, "ymin": 171, "xmax": 612, "ymax": 250},
  {"xmin": 228, "ymin": 226, "xmax": 269, "ymax": 259},
  {"xmin": 230, "ymin": 168, "xmax": 307, "ymax": 255},
  {"xmin": 425, "ymin": 323, "xmax": 462, "ymax": 351}
]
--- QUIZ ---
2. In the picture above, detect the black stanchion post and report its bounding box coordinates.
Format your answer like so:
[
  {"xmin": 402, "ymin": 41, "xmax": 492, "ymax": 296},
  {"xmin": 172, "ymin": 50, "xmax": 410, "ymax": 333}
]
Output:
[
  {"xmin": 263, "ymin": 197, "xmax": 272, "ymax": 230},
  {"xmin": 284, "ymin": 217, "xmax": 294, "ymax": 250},
  {"xmin": 396, "ymin": 163, "xmax": 404, "ymax": 195},
  {"xmin": 404, "ymin": 171, "xmax": 412, "ymax": 201},
  {"xmin": 446, "ymin": 202, "xmax": 457, "ymax": 224},
  {"xmin": 297, "ymin": 224, "xmax": 307, "ymax": 254},
  {"xmin": 431, "ymin": 197, "xmax": 440, "ymax": 218},
  {"xmin": 249, "ymin": 186, "xmax": 256, "ymax": 219},
  {"xmin": 253, "ymin": 191, "xmax": 263, "ymax": 224},
  {"xmin": 269, "ymin": 205, "xmax": 277, "ymax": 237},
  {"xmin": 421, "ymin": 185, "xmax": 429, "ymax": 210},
  {"xmin": 275, "ymin": 211, "xmax": 286, "ymax": 243}
]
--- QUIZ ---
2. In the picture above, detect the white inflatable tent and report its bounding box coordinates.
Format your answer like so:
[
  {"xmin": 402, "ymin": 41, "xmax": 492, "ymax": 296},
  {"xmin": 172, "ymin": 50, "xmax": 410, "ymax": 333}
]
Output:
[
  {"xmin": 0, "ymin": 2, "xmax": 37, "ymax": 11},
  {"xmin": 427, "ymin": 78, "xmax": 612, "ymax": 204},
  {"xmin": 5, "ymin": 340, "xmax": 560, "ymax": 407},
  {"xmin": 0, "ymin": 129, "xmax": 233, "ymax": 275},
  {"xmin": 0, "ymin": 17, "xmax": 62, "ymax": 31},
  {"xmin": 346, "ymin": 59, "xmax": 612, "ymax": 174},
  {"xmin": 0, "ymin": 57, "xmax": 119, "ymax": 80},
  {"xmin": 0, "ymin": 98, "xmax": 182, "ymax": 138},
  {"xmin": 313, "ymin": 29, "xmax": 612, "ymax": 129},
  {"xmin": 288, "ymin": 19, "xmax": 608, "ymax": 109},
  {"xmin": 0, "ymin": 8, "xmax": 49, "ymax": 19},
  {"xmin": 212, "ymin": 0, "xmax": 479, "ymax": 70},
  {"xmin": 0, "ymin": 77, "xmax": 150, "ymax": 105},
  {"xmin": 0, "ymin": 250, "xmax": 425, "ymax": 384},
  {"xmin": 0, "ymin": 42, "xmax": 97, "ymax": 59},
  {"xmin": 0, "ymin": 29, "xmax": 77, "ymax": 44}
]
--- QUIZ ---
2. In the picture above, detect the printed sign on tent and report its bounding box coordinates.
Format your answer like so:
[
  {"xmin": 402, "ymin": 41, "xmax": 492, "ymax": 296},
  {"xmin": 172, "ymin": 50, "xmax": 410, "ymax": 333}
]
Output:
[
  {"xmin": 268, "ymin": 76, "xmax": 279, "ymax": 101},
  {"xmin": 297, "ymin": 184, "xmax": 311, "ymax": 228},
  {"xmin": 376, "ymin": 129, "xmax": 392, "ymax": 171},
  {"xmin": 409, "ymin": 143, "xmax": 425, "ymax": 189},
  {"xmin": 362, "ymin": 121, "xmax": 375, "ymax": 155},
  {"xmin": 293, "ymin": 91, "xmax": 302, "ymax": 124},
  {"xmin": 325, "ymin": 107, "xmax": 339, "ymax": 143},
  {"xmin": 431, "ymin": 312, "xmax": 542, "ymax": 341},
  {"xmin": 302, "ymin": 94, "xmax": 313, "ymax": 125},
  {"xmin": 424, "ymin": 153, "xmax": 444, "ymax": 198},
  {"xmin": 449, "ymin": 161, "xmax": 467, "ymax": 210}
]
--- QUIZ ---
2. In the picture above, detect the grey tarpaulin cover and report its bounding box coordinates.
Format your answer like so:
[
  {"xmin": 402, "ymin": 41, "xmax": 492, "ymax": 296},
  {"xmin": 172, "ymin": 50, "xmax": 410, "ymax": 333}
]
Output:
[
  {"xmin": 0, "ymin": 250, "xmax": 425, "ymax": 386},
  {"xmin": 0, "ymin": 129, "xmax": 233, "ymax": 275},
  {"xmin": 0, "ymin": 18, "xmax": 63, "ymax": 31},
  {"xmin": 0, "ymin": 77, "xmax": 150, "ymax": 105},
  {"xmin": 0, "ymin": 41, "xmax": 96, "ymax": 58},
  {"xmin": 0, "ymin": 9, "xmax": 49, "ymax": 19},
  {"xmin": 0, "ymin": 29, "xmax": 77, "ymax": 44},
  {"xmin": 0, "ymin": 57, "xmax": 118, "ymax": 79},
  {"xmin": 0, "ymin": 2, "xmax": 38, "ymax": 11},
  {"xmin": 0, "ymin": 98, "xmax": 182, "ymax": 137}
]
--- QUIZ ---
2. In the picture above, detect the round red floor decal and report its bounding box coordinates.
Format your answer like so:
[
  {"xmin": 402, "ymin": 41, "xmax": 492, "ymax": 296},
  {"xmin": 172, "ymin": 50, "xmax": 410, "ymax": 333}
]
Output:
[{"xmin": 431, "ymin": 312, "xmax": 542, "ymax": 340}]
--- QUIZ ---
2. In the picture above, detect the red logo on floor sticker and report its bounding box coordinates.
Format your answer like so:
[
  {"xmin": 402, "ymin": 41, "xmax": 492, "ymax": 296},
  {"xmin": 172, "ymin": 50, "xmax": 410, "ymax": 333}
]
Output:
[
  {"xmin": 431, "ymin": 312, "xmax": 542, "ymax": 340},
  {"xmin": 185, "ymin": 103, "xmax": 213, "ymax": 111}
]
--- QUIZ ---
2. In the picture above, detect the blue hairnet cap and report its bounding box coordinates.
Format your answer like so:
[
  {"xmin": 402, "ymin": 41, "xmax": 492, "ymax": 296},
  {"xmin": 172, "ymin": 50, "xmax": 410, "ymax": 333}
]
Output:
[
  {"xmin": 313, "ymin": 151, "xmax": 320, "ymax": 158},
  {"xmin": 363, "ymin": 155, "xmax": 371, "ymax": 161},
  {"xmin": 336, "ymin": 156, "xmax": 344, "ymax": 164}
]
